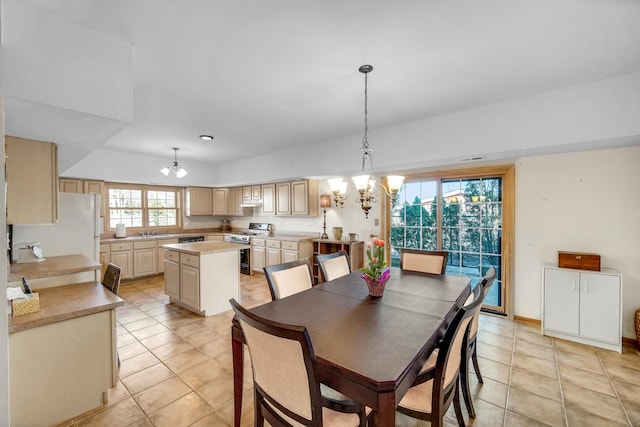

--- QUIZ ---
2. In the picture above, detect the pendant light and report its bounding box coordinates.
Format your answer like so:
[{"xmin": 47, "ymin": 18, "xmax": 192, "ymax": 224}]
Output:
[{"xmin": 160, "ymin": 147, "xmax": 188, "ymax": 178}]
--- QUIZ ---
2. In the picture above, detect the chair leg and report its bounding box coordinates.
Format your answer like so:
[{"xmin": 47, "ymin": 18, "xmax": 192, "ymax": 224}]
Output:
[
  {"xmin": 472, "ymin": 346, "xmax": 483, "ymax": 384},
  {"xmin": 453, "ymin": 380, "xmax": 466, "ymax": 427},
  {"xmin": 460, "ymin": 356, "xmax": 476, "ymax": 418}
]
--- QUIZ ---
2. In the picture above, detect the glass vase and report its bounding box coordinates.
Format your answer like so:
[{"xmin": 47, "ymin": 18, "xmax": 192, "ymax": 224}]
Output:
[{"xmin": 362, "ymin": 268, "xmax": 391, "ymax": 297}]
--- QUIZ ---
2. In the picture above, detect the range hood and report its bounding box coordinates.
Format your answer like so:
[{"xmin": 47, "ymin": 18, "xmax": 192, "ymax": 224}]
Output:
[{"xmin": 240, "ymin": 200, "xmax": 263, "ymax": 207}]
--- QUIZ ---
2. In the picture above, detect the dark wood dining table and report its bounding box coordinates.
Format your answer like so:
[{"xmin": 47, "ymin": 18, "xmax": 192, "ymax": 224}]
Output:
[{"xmin": 231, "ymin": 268, "xmax": 471, "ymax": 427}]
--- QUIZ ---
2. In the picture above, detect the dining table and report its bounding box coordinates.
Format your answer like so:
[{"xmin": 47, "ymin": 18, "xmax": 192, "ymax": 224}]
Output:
[{"xmin": 231, "ymin": 267, "xmax": 471, "ymax": 427}]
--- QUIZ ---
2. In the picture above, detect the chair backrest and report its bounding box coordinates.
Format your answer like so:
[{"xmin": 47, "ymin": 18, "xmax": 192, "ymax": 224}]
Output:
[
  {"xmin": 315, "ymin": 250, "xmax": 351, "ymax": 282},
  {"xmin": 102, "ymin": 263, "xmax": 122, "ymax": 295},
  {"xmin": 469, "ymin": 266, "xmax": 497, "ymax": 339},
  {"xmin": 230, "ymin": 298, "xmax": 323, "ymax": 426},
  {"xmin": 400, "ymin": 249, "xmax": 448, "ymax": 275},
  {"xmin": 264, "ymin": 259, "xmax": 313, "ymax": 301},
  {"xmin": 435, "ymin": 284, "xmax": 483, "ymax": 394}
]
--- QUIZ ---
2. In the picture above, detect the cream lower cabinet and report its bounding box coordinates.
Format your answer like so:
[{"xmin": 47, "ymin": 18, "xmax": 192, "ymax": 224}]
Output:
[
  {"xmin": 157, "ymin": 238, "xmax": 178, "ymax": 273},
  {"xmin": 110, "ymin": 242, "xmax": 133, "ymax": 279},
  {"xmin": 164, "ymin": 251, "xmax": 180, "ymax": 300},
  {"xmin": 100, "ymin": 244, "xmax": 110, "ymax": 275},
  {"xmin": 266, "ymin": 239, "xmax": 281, "ymax": 266},
  {"xmin": 253, "ymin": 238, "xmax": 312, "ymax": 270},
  {"xmin": 133, "ymin": 240, "xmax": 157, "ymax": 277},
  {"xmin": 542, "ymin": 264, "xmax": 622, "ymax": 352},
  {"xmin": 251, "ymin": 238, "xmax": 266, "ymax": 272},
  {"xmin": 281, "ymin": 240, "xmax": 312, "ymax": 264}
]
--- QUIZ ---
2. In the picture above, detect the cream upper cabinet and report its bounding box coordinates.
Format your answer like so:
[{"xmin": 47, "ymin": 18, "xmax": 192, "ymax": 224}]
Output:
[
  {"xmin": 212, "ymin": 188, "xmax": 229, "ymax": 216},
  {"xmin": 251, "ymin": 185, "xmax": 261, "ymax": 200},
  {"xmin": 186, "ymin": 187, "xmax": 213, "ymax": 216},
  {"xmin": 227, "ymin": 187, "xmax": 249, "ymax": 216},
  {"xmin": 291, "ymin": 180, "xmax": 318, "ymax": 216},
  {"xmin": 261, "ymin": 184, "xmax": 275, "ymax": 215},
  {"xmin": 59, "ymin": 178, "xmax": 83, "ymax": 193},
  {"xmin": 242, "ymin": 186, "xmax": 252, "ymax": 202},
  {"xmin": 84, "ymin": 180, "xmax": 104, "ymax": 195},
  {"xmin": 275, "ymin": 182, "xmax": 291, "ymax": 215},
  {"xmin": 6, "ymin": 136, "xmax": 58, "ymax": 224}
]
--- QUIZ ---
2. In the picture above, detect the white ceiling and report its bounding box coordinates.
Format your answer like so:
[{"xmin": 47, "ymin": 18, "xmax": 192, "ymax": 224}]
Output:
[{"xmin": 3, "ymin": 0, "xmax": 640, "ymax": 177}]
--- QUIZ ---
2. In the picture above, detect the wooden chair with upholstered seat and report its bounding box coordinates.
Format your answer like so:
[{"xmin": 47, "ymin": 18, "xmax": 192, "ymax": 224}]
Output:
[
  {"xmin": 102, "ymin": 263, "xmax": 122, "ymax": 295},
  {"xmin": 263, "ymin": 259, "xmax": 314, "ymax": 301},
  {"xmin": 459, "ymin": 266, "xmax": 497, "ymax": 418},
  {"xmin": 315, "ymin": 250, "xmax": 351, "ymax": 282},
  {"xmin": 230, "ymin": 299, "xmax": 370, "ymax": 427},
  {"xmin": 400, "ymin": 249, "xmax": 449, "ymax": 275},
  {"xmin": 396, "ymin": 283, "xmax": 483, "ymax": 427}
]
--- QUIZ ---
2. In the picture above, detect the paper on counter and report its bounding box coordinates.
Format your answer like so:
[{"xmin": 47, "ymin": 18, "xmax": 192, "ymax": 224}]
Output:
[{"xmin": 7, "ymin": 286, "xmax": 27, "ymax": 300}]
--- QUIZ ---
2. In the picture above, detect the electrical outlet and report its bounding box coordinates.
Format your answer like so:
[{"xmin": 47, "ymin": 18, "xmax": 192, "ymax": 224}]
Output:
[{"xmin": 374, "ymin": 218, "xmax": 379, "ymax": 226}]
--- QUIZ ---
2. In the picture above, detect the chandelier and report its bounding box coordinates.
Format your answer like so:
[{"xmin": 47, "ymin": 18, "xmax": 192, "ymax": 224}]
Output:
[
  {"xmin": 349, "ymin": 65, "xmax": 404, "ymax": 218},
  {"xmin": 160, "ymin": 147, "xmax": 188, "ymax": 178}
]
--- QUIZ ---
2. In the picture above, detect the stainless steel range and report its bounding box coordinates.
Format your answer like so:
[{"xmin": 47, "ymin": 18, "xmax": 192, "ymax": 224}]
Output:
[{"xmin": 227, "ymin": 223, "xmax": 272, "ymax": 275}]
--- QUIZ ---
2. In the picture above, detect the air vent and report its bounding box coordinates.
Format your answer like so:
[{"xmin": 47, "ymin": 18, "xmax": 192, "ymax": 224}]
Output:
[{"xmin": 460, "ymin": 156, "xmax": 485, "ymax": 162}]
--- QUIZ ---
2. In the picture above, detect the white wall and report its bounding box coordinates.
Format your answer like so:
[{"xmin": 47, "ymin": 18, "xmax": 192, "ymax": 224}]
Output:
[
  {"xmin": 1, "ymin": 96, "xmax": 10, "ymax": 426},
  {"xmin": 515, "ymin": 145, "xmax": 640, "ymax": 338}
]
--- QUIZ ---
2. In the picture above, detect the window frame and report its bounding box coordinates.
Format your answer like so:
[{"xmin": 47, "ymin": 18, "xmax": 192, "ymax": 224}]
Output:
[
  {"xmin": 382, "ymin": 164, "xmax": 514, "ymax": 316},
  {"xmin": 105, "ymin": 183, "xmax": 182, "ymax": 232}
]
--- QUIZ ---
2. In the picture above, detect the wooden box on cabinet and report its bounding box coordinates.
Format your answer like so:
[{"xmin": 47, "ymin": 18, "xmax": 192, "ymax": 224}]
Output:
[
  {"xmin": 542, "ymin": 264, "xmax": 622, "ymax": 352},
  {"xmin": 312, "ymin": 239, "xmax": 364, "ymax": 284},
  {"xmin": 558, "ymin": 251, "xmax": 600, "ymax": 271}
]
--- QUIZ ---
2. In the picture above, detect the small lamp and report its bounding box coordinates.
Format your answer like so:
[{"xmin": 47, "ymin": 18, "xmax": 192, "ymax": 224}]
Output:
[{"xmin": 320, "ymin": 194, "xmax": 332, "ymax": 239}]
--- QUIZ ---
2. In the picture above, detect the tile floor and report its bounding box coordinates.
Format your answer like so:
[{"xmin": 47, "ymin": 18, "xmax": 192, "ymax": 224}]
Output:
[{"xmin": 59, "ymin": 274, "xmax": 640, "ymax": 426}]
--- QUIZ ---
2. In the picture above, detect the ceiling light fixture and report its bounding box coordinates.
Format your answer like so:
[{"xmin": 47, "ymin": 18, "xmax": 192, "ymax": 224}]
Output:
[
  {"xmin": 350, "ymin": 65, "xmax": 404, "ymax": 218},
  {"xmin": 160, "ymin": 147, "xmax": 188, "ymax": 178},
  {"xmin": 199, "ymin": 134, "xmax": 214, "ymax": 141}
]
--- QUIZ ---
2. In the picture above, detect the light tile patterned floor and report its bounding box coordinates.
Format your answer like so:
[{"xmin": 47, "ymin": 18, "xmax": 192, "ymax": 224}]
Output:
[{"xmin": 57, "ymin": 274, "xmax": 640, "ymax": 426}]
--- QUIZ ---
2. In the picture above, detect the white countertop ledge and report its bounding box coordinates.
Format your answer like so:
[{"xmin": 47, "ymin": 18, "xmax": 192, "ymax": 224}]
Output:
[{"xmin": 163, "ymin": 241, "xmax": 249, "ymax": 255}]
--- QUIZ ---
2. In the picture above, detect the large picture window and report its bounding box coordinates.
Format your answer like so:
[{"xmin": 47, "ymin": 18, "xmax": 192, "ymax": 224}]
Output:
[
  {"xmin": 107, "ymin": 184, "xmax": 180, "ymax": 230},
  {"xmin": 387, "ymin": 166, "xmax": 513, "ymax": 314}
]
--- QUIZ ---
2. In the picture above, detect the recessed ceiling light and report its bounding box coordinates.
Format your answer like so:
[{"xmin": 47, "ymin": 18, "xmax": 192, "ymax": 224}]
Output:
[{"xmin": 199, "ymin": 134, "xmax": 214, "ymax": 141}]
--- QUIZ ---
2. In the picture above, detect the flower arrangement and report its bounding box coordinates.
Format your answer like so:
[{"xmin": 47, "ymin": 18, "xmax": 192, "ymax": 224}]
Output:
[{"xmin": 361, "ymin": 238, "xmax": 388, "ymax": 281}]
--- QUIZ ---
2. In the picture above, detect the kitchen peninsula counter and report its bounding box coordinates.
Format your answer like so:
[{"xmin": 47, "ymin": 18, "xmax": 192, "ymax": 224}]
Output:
[
  {"xmin": 8, "ymin": 254, "xmax": 101, "ymax": 282},
  {"xmin": 8, "ymin": 281, "xmax": 123, "ymax": 426},
  {"xmin": 162, "ymin": 241, "xmax": 242, "ymax": 316}
]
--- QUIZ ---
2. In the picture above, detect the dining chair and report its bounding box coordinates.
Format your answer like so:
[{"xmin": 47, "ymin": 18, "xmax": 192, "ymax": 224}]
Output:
[
  {"xmin": 460, "ymin": 266, "xmax": 497, "ymax": 418},
  {"xmin": 315, "ymin": 250, "xmax": 351, "ymax": 282},
  {"xmin": 102, "ymin": 263, "xmax": 122, "ymax": 295},
  {"xmin": 263, "ymin": 259, "xmax": 313, "ymax": 301},
  {"xmin": 396, "ymin": 284, "xmax": 483, "ymax": 427},
  {"xmin": 400, "ymin": 248, "xmax": 449, "ymax": 275},
  {"xmin": 229, "ymin": 299, "xmax": 370, "ymax": 427}
]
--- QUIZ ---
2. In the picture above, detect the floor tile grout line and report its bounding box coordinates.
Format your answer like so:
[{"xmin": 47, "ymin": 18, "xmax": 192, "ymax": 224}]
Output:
[
  {"xmin": 501, "ymin": 320, "xmax": 516, "ymax": 427},
  {"xmin": 596, "ymin": 350, "xmax": 634, "ymax": 426}
]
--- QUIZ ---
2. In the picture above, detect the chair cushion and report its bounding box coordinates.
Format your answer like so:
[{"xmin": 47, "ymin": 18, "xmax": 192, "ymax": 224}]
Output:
[
  {"xmin": 419, "ymin": 349, "xmax": 438, "ymax": 374},
  {"xmin": 399, "ymin": 377, "xmax": 435, "ymax": 413},
  {"xmin": 322, "ymin": 256, "xmax": 351, "ymax": 281},
  {"xmin": 402, "ymin": 252, "xmax": 445, "ymax": 274},
  {"xmin": 272, "ymin": 265, "xmax": 313, "ymax": 298}
]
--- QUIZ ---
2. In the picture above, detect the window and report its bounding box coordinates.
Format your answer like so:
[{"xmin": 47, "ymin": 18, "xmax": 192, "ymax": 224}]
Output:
[
  {"xmin": 387, "ymin": 166, "xmax": 513, "ymax": 314},
  {"xmin": 107, "ymin": 184, "xmax": 180, "ymax": 230}
]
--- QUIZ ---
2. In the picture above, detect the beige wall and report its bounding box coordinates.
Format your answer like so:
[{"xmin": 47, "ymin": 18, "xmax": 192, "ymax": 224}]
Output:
[
  {"xmin": 1, "ymin": 95, "xmax": 10, "ymax": 424},
  {"xmin": 514, "ymin": 145, "xmax": 640, "ymax": 338}
]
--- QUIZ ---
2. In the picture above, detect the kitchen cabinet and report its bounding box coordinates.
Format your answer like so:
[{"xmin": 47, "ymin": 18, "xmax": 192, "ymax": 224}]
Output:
[
  {"xmin": 157, "ymin": 238, "xmax": 178, "ymax": 273},
  {"xmin": 243, "ymin": 185, "xmax": 262, "ymax": 203},
  {"xmin": 275, "ymin": 182, "xmax": 291, "ymax": 215},
  {"xmin": 281, "ymin": 240, "xmax": 312, "ymax": 264},
  {"xmin": 110, "ymin": 242, "xmax": 133, "ymax": 279},
  {"xmin": 312, "ymin": 239, "xmax": 364, "ymax": 284},
  {"xmin": 266, "ymin": 239, "xmax": 282, "ymax": 266},
  {"xmin": 59, "ymin": 178, "xmax": 83, "ymax": 193},
  {"xmin": 227, "ymin": 187, "xmax": 250, "ymax": 216},
  {"xmin": 100, "ymin": 244, "xmax": 110, "ymax": 275},
  {"xmin": 185, "ymin": 187, "xmax": 213, "ymax": 216},
  {"xmin": 251, "ymin": 238, "xmax": 266, "ymax": 272},
  {"xmin": 212, "ymin": 188, "xmax": 229, "ymax": 216},
  {"xmin": 6, "ymin": 136, "xmax": 58, "ymax": 224},
  {"xmin": 261, "ymin": 184, "xmax": 276, "ymax": 215},
  {"xmin": 291, "ymin": 180, "xmax": 319, "ymax": 216},
  {"xmin": 542, "ymin": 264, "xmax": 622, "ymax": 352},
  {"xmin": 164, "ymin": 251, "xmax": 180, "ymax": 300},
  {"xmin": 180, "ymin": 253, "xmax": 200, "ymax": 309},
  {"xmin": 133, "ymin": 240, "xmax": 157, "ymax": 277},
  {"xmin": 83, "ymin": 180, "xmax": 104, "ymax": 195}
]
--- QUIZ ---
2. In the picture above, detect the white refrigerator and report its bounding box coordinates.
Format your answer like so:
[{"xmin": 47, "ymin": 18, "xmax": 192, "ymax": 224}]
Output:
[{"xmin": 13, "ymin": 193, "xmax": 101, "ymax": 263}]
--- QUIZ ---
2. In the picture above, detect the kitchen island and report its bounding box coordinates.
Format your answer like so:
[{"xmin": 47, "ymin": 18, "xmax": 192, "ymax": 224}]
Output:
[
  {"xmin": 163, "ymin": 241, "xmax": 248, "ymax": 316},
  {"xmin": 8, "ymin": 282, "xmax": 123, "ymax": 426}
]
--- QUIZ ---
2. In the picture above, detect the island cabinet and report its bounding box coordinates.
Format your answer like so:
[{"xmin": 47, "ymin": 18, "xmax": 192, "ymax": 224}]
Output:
[
  {"xmin": 542, "ymin": 264, "xmax": 622, "ymax": 352},
  {"xmin": 163, "ymin": 241, "xmax": 244, "ymax": 316},
  {"xmin": 251, "ymin": 238, "xmax": 267, "ymax": 272},
  {"xmin": 312, "ymin": 239, "xmax": 364, "ymax": 284}
]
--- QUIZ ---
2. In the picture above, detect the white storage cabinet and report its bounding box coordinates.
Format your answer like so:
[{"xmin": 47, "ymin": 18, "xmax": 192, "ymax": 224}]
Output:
[{"xmin": 542, "ymin": 264, "xmax": 622, "ymax": 352}]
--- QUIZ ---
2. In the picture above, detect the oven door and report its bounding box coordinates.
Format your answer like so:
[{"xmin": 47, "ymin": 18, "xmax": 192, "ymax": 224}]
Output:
[{"xmin": 239, "ymin": 248, "xmax": 252, "ymax": 275}]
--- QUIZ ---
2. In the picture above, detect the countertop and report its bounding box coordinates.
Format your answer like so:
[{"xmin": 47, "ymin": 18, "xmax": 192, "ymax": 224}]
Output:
[
  {"xmin": 163, "ymin": 241, "xmax": 250, "ymax": 255},
  {"xmin": 8, "ymin": 254, "xmax": 101, "ymax": 282},
  {"xmin": 101, "ymin": 231, "xmax": 224, "ymax": 243},
  {"xmin": 257, "ymin": 234, "xmax": 315, "ymax": 242},
  {"xmin": 8, "ymin": 281, "xmax": 124, "ymax": 333}
]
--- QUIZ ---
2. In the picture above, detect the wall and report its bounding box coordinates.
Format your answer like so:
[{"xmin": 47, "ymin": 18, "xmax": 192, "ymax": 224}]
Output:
[
  {"xmin": 1, "ymin": 96, "xmax": 10, "ymax": 426},
  {"xmin": 514, "ymin": 145, "xmax": 640, "ymax": 338}
]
